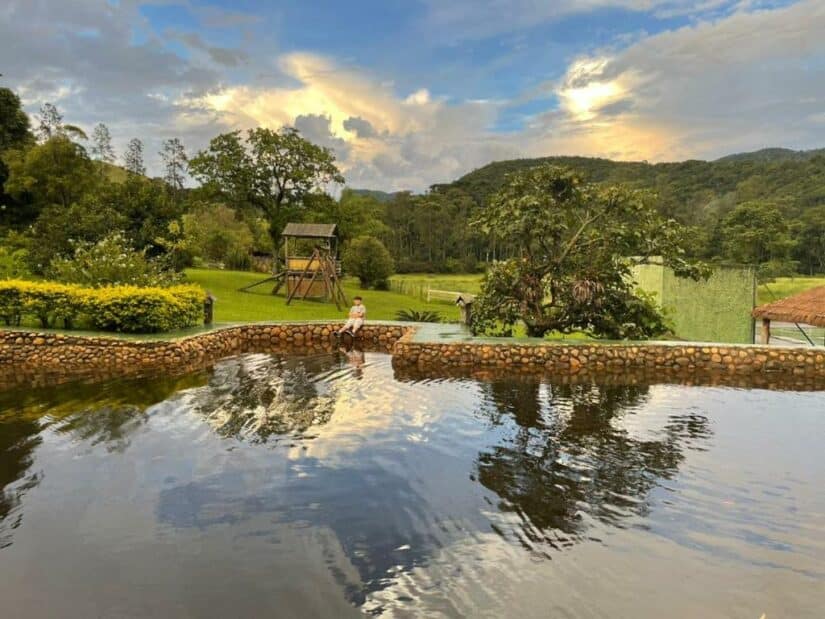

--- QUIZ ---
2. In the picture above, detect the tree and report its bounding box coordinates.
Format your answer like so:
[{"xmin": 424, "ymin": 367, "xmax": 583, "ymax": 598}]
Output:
[
  {"xmin": 188, "ymin": 127, "xmax": 344, "ymax": 247},
  {"xmin": 160, "ymin": 137, "xmax": 187, "ymax": 191},
  {"xmin": 720, "ymin": 201, "xmax": 796, "ymax": 269},
  {"xmin": 25, "ymin": 194, "xmax": 125, "ymax": 272},
  {"xmin": 0, "ymin": 88, "xmax": 33, "ymax": 152},
  {"xmin": 123, "ymin": 138, "xmax": 145, "ymax": 175},
  {"xmin": 181, "ymin": 202, "xmax": 257, "ymax": 269},
  {"xmin": 35, "ymin": 102, "xmax": 86, "ymax": 142},
  {"xmin": 470, "ymin": 165, "xmax": 705, "ymax": 338},
  {"xmin": 2, "ymin": 135, "xmax": 97, "ymax": 210},
  {"xmin": 793, "ymin": 206, "xmax": 825, "ymax": 274},
  {"xmin": 303, "ymin": 189, "xmax": 388, "ymax": 244},
  {"xmin": 343, "ymin": 236, "xmax": 394, "ymax": 289},
  {"xmin": 90, "ymin": 123, "xmax": 115, "ymax": 163},
  {"xmin": 0, "ymin": 87, "xmax": 35, "ymax": 227}
]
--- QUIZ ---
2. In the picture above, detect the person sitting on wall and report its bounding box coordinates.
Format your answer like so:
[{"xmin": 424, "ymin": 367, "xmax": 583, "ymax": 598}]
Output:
[{"xmin": 336, "ymin": 296, "xmax": 366, "ymax": 337}]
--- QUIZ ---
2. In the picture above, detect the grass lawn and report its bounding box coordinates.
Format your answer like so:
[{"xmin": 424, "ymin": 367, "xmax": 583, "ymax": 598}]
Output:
[
  {"xmin": 185, "ymin": 268, "xmax": 461, "ymax": 323},
  {"xmin": 757, "ymin": 276, "xmax": 825, "ymax": 305},
  {"xmin": 388, "ymin": 273, "xmax": 483, "ymax": 302}
]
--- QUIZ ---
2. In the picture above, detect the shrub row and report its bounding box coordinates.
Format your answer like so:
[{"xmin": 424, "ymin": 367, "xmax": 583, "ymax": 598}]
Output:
[{"xmin": 0, "ymin": 280, "xmax": 204, "ymax": 333}]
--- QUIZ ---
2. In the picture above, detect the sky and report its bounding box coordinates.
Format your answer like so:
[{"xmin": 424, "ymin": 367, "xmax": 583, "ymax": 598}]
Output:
[{"xmin": 2, "ymin": 0, "xmax": 824, "ymax": 191}]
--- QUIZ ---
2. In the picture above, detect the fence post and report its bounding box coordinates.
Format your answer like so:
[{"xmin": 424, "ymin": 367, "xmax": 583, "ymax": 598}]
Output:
[{"xmin": 204, "ymin": 292, "xmax": 216, "ymax": 325}]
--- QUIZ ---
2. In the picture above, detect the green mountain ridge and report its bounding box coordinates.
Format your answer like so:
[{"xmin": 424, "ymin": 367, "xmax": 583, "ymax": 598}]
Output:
[{"xmin": 426, "ymin": 147, "xmax": 825, "ymax": 226}]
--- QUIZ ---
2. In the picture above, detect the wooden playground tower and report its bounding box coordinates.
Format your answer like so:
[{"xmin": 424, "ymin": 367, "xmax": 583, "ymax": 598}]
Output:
[{"xmin": 240, "ymin": 223, "xmax": 348, "ymax": 310}]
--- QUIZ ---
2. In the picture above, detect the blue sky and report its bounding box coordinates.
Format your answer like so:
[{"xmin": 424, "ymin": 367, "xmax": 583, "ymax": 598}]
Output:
[{"xmin": 2, "ymin": 0, "xmax": 823, "ymax": 190}]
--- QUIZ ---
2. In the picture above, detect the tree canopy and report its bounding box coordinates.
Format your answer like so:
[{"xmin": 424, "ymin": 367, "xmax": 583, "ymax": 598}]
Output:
[
  {"xmin": 188, "ymin": 127, "xmax": 344, "ymax": 244},
  {"xmin": 470, "ymin": 165, "xmax": 706, "ymax": 338}
]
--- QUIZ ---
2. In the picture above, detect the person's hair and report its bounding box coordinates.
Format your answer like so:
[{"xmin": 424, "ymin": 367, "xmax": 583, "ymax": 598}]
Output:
[{"xmin": 353, "ymin": 295, "xmax": 362, "ymax": 301}]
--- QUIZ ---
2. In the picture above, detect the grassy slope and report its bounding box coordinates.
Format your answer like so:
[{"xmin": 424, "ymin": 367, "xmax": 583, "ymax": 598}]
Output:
[
  {"xmin": 757, "ymin": 276, "xmax": 825, "ymax": 305},
  {"xmin": 185, "ymin": 268, "xmax": 461, "ymax": 323},
  {"xmin": 390, "ymin": 273, "xmax": 483, "ymax": 294}
]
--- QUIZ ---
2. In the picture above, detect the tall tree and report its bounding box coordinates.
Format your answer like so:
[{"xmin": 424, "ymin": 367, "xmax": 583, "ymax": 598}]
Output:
[
  {"xmin": 3, "ymin": 135, "xmax": 97, "ymax": 210},
  {"xmin": 0, "ymin": 87, "xmax": 36, "ymax": 227},
  {"xmin": 35, "ymin": 102, "xmax": 86, "ymax": 142},
  {"xmin": 188, "ymin": 127, "xmax": 344, "ymax": 246},
  {"xmin": 36, "ymin": 103, "xmax": 62, "ymax": 142},
  {"xmin": 123, "ymin": 138, "xmax": 146, "ymax": 175},
  {"xmin": 159, "ymin": 137, "xmax": 187, "ymax": 191},
  {"xmin": 0, "ymin": 88, "xmax": 33, "ymax": 152},
  {"xmin": 90, "ymin": 123, "xmax": 115, "ymax": 163},
  {"xmin": 720, "ymin": 201, "xmax": 796, "ymax": 268},
  {"xmin": 470, "ymin": 165, "xmax": 706, "ymax": 338}
]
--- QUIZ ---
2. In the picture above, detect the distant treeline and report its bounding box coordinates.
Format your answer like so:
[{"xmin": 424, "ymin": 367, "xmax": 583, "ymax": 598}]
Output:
[
  {"xmin": 3, "ymin": 83, "xmax": 825, "ymax": 279},
  {"xmin": 347, "ymin": 148, "xmax": 825, "ymax": 275}
]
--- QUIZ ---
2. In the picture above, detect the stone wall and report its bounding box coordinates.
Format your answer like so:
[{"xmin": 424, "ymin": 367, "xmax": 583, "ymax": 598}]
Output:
[
  {"xmin": 392, "ymin": 332, "xmax": 825, "ymax": 390},
  {"xmin": 2, "ymin": 322, "xmax": 825, "ymax": 391},
  {"xmin": 0, "ymin": 323, "xmax": 409, "ymax": 388}
]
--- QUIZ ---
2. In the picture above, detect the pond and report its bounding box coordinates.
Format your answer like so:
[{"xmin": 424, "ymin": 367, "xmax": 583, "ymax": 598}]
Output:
[{"xmin": 1, "ymin": 351, "xmax": 823, "ymax": 617}]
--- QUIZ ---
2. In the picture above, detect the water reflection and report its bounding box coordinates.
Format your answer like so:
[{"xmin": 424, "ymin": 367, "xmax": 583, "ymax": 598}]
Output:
[
  {"xmin": 0, "ymin": 373, "xmax": 207, "ymax": 547},
  {"xmin": 2, "ymin": 353, "xmax": 821, "ymax": 618},
  {"xmin": 0, "ymin": 415, "xmax": 42, "ymax": 549},
  {"xmin": 474, "ymin": 380, "xmax": 712, "ymax": 549},
  {"xmin": 186, "ymin": 353, "xmax": 342, "ymax": 442}
]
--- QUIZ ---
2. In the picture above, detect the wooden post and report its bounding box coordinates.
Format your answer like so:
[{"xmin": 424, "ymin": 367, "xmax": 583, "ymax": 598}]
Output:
[{"xmin": 761, "ymin": 318, "xmax": 771, "ymax": 345}]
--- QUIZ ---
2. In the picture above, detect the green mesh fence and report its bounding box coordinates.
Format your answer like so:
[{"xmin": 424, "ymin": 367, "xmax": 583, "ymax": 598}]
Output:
[{"xmin": 633, "ymin": 264, "xmax": 756, "ymax": 344}]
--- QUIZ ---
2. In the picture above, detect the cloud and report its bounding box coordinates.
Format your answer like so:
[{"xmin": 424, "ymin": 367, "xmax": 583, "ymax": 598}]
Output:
[
  {"xmin": 189, "ymin": 52, "xmax": 511, "ymax": 190},
  {"xmin": 173, "ymin": 32, "xmax": 249, "ymax": 67},
  {"xmin": 533, "ymin": 0, "xmax": 825, "ymax": 161},
  {"xmin": 0, "ymin": 0, "xmax": 229, "ymax": 173},
  {"xmin": 343, "ymin": 117, "xmax": 379, "ymax": 139},
  {"xmin": 1, "ymin": 0, "xmax": 823, "ymax": 192}
]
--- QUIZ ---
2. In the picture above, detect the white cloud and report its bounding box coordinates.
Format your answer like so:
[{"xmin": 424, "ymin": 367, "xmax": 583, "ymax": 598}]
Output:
[
  {"xmin": 2, "ymin": 0, "xmax": 823, "ymax": 191},
  {"xmin": 533, "ymin": 0, "xmax": 825, "ymax": 161}
]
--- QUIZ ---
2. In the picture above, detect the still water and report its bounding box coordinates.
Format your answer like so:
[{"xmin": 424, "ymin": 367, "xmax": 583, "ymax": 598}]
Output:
[{"xmin": 1, "ymin": 351, "xmax": 823, "ymax": 618}]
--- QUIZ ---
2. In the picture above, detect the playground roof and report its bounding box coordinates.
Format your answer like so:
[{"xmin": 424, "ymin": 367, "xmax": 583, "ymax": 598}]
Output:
[
  {"xmin": 752, "ymin": 286, "xmax": 825, "ymax": 327},
  {"xmin": 282, "ymin": 223, "xmax": 337, "ymax": 238}
]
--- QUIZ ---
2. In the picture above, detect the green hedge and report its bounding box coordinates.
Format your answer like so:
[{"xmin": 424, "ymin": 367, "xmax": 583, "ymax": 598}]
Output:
[{"xmin": 0, "ymin": 280, "xmax": 204, "ymax": 333}]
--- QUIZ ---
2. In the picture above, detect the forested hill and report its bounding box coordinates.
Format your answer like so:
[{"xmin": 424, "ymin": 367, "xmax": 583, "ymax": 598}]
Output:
[{"xmin": 433, "ymin": 148, "xmax": 825, "ymax": 226}]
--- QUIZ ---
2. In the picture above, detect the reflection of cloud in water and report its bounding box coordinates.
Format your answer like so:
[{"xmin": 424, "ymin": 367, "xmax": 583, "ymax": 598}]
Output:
[
  {"xmin": 156, "ymin": 452, "xmax": 473, "ymax": 609},
  {"xmin": 186, "ymin": 354, "xmax": 340, "ymax": 443},
  {"xmin": 157, "ymin": 368, "xmax": 714, "ymax": 612}
]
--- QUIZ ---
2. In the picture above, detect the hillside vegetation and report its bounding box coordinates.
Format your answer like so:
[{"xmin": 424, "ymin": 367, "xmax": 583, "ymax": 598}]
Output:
[{"xmin": 436, "ymin": 148, "xmax": 825, "ymax": 226}]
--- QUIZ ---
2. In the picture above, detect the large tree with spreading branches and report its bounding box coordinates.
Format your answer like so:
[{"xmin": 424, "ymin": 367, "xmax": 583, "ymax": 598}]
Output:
[
  {"xmin": 188, "ymin": 126, "xmax": 344, "ymax": 249},
  {"xmin": 471, "ymin": 165, "xmax": 708, "ymax": 339}
]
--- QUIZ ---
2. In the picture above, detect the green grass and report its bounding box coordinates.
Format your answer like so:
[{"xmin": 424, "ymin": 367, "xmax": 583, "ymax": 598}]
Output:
[
  {"xmin": 757, "ymin": 276, "xmax": 825, "ymax": 305},
  {"xmin": 185, "ymin": 268, "xmax": 461, "ymax": 323}
]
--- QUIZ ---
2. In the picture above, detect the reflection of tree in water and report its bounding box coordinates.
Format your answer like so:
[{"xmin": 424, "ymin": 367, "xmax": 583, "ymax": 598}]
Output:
[
  {"xmin": 188, "ymin": 353, "xmax": 340, "ymax": 442},
  {"xmin": 475, "ymin": 380, "xmax": 712, "ymax": 547},
  {"xmin": 0, "ymin": 416, "xmax": 42, "ymax": 549},
  {"xmin": 0, "ymin": 372, "xmax": 207, "ymax": 547},
  {"xmin": 50, "ymin": 406, "xmax": 149, "ymax": 453}
]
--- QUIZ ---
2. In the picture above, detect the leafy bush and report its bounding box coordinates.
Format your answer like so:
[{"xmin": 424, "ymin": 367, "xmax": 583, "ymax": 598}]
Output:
[
  {"xmin": 181, "ymin": 203, "xmax": 262, "ymax": 270},
  {"xmin": 88, "ymin": 284, "xmax": 203, "ymax": 333},
  {"xmin": 343, "ymin": 236, "xmax": 394, "ymax": 289},
  {"xmin": 0, "ymin": 279, "xmax": 204, "ymax": 332},
  {"xmin": 46, "ymin": 232, "xmax": 181, "ymax": 287},
  {"xmin": 0, "ymin": 245, "xmax": 31, "ymax": 279},
  {"xmin": 395, "ymin": 309, "xmax": 442, "ymax": 323}
]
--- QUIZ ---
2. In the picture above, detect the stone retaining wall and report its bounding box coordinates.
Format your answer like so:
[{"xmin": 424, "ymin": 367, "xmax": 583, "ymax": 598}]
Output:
[
  {"xmin": 392, "ymin": 331, "xmax": 825, "ymax": 390},
  {"xmin": 0, "ymin": 323, "xmax": 409, "ymax": 388},
  {"xmin": 2, "ymin": 323, "xmax": 825, "ymax": 391}
]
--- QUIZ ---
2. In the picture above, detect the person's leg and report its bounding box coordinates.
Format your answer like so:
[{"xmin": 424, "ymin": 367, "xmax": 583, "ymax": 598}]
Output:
[
  {"xmin": 338, "ymin": 318, "xmax": 355, "ymax": 335},
  {"xmin": 351, "ymin": 318, "xmax": 364, "ymax": 334}
]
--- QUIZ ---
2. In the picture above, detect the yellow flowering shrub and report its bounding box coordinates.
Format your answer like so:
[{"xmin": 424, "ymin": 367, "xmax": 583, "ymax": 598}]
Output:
[{"xmin": 0, "ymin": 280, "xmax": 204, "ymax": 333}]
